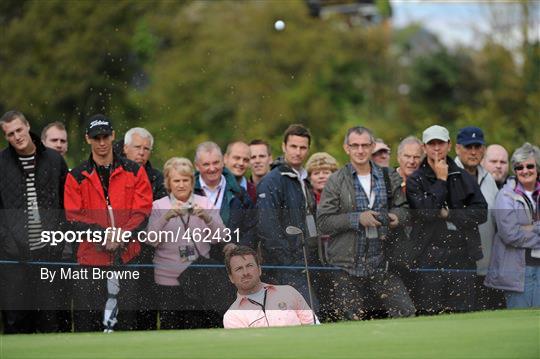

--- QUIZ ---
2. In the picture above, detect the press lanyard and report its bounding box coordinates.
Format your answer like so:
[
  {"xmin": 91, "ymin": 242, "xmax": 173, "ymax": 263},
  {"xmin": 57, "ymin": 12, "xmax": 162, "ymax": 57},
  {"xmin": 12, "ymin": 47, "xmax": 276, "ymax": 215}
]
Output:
[
  {"xmin": 213, "ymin": 186, "xmax": 222, "ymax": 207},
  {"xmin": 95, "ymin": 162, "xmax": 120, "ymax": 264},
  {"xmin": 179, "ymin": 213, "xmax": 191, "ymax": 231},
  {"xmin": 204, "ymin": 185, "xmax": 222, "ymax": 207}
]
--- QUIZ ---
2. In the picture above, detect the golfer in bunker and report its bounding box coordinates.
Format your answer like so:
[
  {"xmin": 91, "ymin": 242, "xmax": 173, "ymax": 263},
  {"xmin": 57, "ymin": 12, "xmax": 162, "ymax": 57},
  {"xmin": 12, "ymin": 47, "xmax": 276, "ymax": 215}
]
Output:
[{"xmin": 223, "ymin": 245, "xmax": 318, "ymax": 328}]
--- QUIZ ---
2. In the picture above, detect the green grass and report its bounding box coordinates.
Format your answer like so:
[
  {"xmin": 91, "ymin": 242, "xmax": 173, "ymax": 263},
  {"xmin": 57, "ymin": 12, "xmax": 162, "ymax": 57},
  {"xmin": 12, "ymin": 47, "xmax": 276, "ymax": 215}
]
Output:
[{"xmin": 1, "ymin": 310, "xmax": 538, "ymax": 359}]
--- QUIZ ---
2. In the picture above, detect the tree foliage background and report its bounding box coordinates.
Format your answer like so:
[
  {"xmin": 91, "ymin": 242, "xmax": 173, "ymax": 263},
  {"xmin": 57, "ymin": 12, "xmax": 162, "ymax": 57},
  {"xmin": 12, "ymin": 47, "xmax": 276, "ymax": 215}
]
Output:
[{"xmin": 0, "ymin": 0, "xmax": 538, "ymax": 168}]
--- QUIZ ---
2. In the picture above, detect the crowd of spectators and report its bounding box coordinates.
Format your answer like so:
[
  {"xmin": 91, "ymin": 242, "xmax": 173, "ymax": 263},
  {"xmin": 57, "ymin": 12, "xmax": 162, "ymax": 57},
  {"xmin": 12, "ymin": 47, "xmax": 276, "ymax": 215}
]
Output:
[{"xmin": 0, "ymin": 110, "xmax": 538, "ymax": 333}]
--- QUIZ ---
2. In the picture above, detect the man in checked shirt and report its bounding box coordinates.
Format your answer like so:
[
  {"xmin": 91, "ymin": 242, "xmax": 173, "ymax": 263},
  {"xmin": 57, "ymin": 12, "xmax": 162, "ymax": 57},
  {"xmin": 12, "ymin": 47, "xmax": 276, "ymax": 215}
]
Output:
[{"xmin": 317, "ymin": 126, "xmax": 415, "ymax": 320}]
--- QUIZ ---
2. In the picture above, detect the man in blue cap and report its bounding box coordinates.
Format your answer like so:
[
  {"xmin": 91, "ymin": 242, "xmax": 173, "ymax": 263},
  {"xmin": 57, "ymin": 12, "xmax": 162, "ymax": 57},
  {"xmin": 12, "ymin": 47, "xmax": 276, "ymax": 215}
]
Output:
[{"xmin": 455, "ymin": 126, "xmax": 505, "ymax": 310}]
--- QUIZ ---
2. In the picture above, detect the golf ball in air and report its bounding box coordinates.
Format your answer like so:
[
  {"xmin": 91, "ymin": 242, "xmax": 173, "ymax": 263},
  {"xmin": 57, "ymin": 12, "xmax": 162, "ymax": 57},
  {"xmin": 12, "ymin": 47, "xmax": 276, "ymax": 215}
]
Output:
[{"xmin": 274, "ymin": 20, "xmax": 285, "ymax": 31}]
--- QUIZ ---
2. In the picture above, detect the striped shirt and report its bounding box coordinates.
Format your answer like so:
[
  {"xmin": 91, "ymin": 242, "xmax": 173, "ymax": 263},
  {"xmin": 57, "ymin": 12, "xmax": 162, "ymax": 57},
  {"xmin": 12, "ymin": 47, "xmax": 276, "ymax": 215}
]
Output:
[{"xmin": 19, "ymin": 154, "xmax": 45, "ymax": 251}]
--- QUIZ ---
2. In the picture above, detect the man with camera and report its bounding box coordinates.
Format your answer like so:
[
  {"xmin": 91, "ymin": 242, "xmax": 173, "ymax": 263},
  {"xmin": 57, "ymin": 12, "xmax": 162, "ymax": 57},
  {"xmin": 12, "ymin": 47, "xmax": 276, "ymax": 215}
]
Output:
[{"xmin": 317, "ymin": 126, "xmax": 415, "ymax": 320}]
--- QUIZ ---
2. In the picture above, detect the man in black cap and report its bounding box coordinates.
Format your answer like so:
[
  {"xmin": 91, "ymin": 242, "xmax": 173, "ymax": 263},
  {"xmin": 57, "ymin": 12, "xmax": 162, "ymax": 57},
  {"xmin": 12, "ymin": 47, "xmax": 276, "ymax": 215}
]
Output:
[
  {"xmin": 454, "ymin": 126, "xmax": 504, "ymax": 310},
  {"xmin": 64, "ymin": 114, "xmax": 152, "ymax": 332}
]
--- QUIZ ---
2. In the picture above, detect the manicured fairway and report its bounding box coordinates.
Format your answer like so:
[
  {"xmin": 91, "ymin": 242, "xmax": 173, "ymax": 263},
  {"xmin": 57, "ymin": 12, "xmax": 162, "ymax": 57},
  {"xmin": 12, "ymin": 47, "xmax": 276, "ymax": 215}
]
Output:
[{"xmin": 1, "ymin": 309, "xmax": 538, "ymax": 359}]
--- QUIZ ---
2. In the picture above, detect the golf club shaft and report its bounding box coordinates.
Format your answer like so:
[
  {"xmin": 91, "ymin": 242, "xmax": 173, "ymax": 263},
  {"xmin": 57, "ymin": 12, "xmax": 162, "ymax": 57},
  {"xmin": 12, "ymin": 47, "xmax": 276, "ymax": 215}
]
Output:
[{"xmin": 301, "ymin": 235, "xmax": 317, "ymax": 324}]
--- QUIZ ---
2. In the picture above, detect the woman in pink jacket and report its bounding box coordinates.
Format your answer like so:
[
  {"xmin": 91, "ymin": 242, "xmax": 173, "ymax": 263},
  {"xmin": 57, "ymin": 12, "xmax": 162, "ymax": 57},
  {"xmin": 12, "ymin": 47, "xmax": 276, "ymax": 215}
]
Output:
[{"xmin": 146, "ymin": 157, "xmax": 228, "ymax": 329}]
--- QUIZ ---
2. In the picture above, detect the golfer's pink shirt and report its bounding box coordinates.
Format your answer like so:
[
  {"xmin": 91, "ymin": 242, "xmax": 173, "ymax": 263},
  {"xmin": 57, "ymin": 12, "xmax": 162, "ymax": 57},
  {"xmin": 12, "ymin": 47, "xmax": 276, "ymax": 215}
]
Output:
[{"xmin": 223, "ymin": 283, "xmax": 316, "ymax": 328}]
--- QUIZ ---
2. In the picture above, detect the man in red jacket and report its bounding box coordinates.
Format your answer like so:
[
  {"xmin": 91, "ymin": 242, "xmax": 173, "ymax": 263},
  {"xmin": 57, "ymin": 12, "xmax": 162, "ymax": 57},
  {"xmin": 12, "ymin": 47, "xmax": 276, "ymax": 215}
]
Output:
[{"xmin": 64, "ymin": 114, "xmax": 152, "ymax": 332}]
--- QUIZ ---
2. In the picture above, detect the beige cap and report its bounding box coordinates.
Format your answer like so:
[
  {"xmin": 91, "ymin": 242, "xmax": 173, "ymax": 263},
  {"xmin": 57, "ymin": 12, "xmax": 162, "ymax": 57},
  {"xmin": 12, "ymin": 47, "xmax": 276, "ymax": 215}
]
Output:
[
  {"xmin": 423, "ymin": 125, "xmax": 450, "ymax": 144},
  {"xmin": 373, "ymin": 142, "xmax": 390, "ymax": 154}
]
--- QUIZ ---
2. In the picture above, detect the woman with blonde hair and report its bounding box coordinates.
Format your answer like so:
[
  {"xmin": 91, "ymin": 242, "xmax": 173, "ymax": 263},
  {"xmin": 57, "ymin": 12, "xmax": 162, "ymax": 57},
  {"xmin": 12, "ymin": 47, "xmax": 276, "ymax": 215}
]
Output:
[
  {"xmin": 306, "ymin": 152, "xmax": 339, "ymax": 204},
  {"xmin": 146, "ymin": 157, "xmax": 231, "ymax": 328}
]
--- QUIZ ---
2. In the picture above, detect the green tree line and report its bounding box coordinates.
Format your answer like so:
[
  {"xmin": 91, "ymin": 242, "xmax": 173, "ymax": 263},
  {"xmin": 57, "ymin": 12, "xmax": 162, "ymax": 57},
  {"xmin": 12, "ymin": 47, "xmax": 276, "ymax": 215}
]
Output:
[{"xmin": 1, "ymin": 0, "xmax": 538, "ymax": 168}]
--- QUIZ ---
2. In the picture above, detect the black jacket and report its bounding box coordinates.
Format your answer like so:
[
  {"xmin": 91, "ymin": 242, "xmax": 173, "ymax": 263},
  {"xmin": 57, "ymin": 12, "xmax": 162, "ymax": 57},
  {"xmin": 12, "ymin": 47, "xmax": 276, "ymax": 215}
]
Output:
[
  {"xmin": 256, "ymin": 157, "xmax": 317, "ymax": 265},
  {"xmin": 406, "ymin": 157, "xmax": 487, "ymax": 265},
  {"xmin": 145, "ymin": 160, "xmax": 167, "ymax": 201},
  {"xmin": 0, "ymin": 133, "xmax": 68, "ymax": 260}
]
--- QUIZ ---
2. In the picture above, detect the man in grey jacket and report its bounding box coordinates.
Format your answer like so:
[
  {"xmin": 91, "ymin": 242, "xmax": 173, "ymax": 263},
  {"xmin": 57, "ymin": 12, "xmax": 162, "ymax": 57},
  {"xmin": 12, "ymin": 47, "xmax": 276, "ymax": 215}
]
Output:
[
  {"xmin": 317, "ymin": 126, "xmax": 415, "ymax": 319},
  {"xmin": 455, "ymin": 126, "xmax": 505, "ymax": 310}
]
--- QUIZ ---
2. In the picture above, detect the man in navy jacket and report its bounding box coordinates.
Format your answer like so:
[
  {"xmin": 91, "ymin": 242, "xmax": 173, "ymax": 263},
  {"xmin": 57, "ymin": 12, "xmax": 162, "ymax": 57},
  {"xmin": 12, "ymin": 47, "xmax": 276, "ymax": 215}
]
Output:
[{"xmin": 256, "ymin": 124, "xmax": 317, "ymax": 304}]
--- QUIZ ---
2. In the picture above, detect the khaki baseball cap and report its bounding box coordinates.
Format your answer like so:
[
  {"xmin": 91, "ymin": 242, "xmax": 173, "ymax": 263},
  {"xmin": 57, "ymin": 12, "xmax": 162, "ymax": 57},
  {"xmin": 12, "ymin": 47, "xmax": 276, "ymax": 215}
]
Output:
[{"xmin": 422, "ymin": 125, "xmax": 450, "ymax": 144}]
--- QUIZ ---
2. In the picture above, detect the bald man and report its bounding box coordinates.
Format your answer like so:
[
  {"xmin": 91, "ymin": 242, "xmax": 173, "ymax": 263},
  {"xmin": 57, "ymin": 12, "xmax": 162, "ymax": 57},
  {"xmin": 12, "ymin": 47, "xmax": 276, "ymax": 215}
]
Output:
[
  {"xmin": 481, "ymin": 144, "xmax": 509, "ymax": 189},
  {"xmin": 224, "ymin": 141, "xmax": 256, "ymax": 203}
]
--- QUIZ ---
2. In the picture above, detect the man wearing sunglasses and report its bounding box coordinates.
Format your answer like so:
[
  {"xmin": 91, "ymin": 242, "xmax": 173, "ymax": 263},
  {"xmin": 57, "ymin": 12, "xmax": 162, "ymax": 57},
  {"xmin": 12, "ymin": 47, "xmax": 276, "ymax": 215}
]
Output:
[{"xmin": 454, "ymin": 127, "xmax": 505, "ymax": 310}]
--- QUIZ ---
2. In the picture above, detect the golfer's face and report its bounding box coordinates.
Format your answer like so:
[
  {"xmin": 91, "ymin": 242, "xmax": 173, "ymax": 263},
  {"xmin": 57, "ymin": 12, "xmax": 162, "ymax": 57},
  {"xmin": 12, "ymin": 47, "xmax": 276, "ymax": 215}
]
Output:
[{"xmin": 228, "ymin": 254, "xmax": 262, "ymax": 294}]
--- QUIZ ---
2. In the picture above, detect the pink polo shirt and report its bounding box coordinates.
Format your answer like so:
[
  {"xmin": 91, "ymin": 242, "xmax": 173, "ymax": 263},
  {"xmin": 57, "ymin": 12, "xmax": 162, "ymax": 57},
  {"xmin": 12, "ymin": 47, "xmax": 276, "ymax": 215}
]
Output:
[{"xmin": 223, "ymin": 283, "xmax": 317, "ymax": 328}]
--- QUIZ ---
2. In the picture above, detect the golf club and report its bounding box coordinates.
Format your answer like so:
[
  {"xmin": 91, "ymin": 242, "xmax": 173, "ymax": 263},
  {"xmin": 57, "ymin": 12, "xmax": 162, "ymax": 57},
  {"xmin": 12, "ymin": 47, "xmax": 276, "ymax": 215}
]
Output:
[
  {"xmin": 104, "ymin": 204, "xmax": 120, "ymax": 333},
  {"xmin": 285, "ymin": 225, "xmax": 317, "ymax": 324}
]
